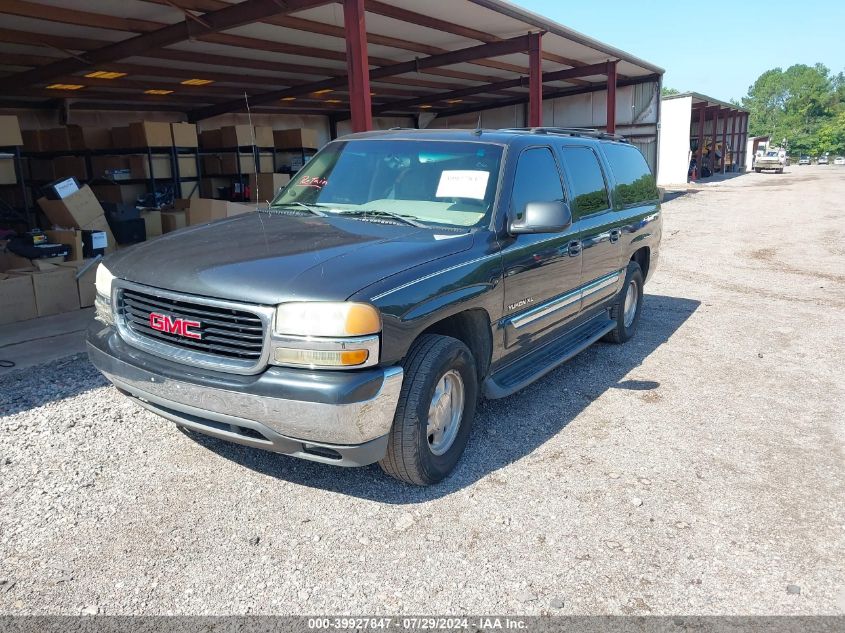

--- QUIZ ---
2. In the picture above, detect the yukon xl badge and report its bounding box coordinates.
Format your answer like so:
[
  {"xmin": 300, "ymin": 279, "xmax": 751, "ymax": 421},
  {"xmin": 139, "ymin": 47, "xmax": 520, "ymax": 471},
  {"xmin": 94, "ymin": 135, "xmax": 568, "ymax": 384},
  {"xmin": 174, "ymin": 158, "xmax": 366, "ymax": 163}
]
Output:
[
  {"xmin": 149, "ymin": 312, "xmax": 202, "ymax": 340},
  {"xmin": 507, "ymin": 297, "xmax": 535, "ymax": 311}
]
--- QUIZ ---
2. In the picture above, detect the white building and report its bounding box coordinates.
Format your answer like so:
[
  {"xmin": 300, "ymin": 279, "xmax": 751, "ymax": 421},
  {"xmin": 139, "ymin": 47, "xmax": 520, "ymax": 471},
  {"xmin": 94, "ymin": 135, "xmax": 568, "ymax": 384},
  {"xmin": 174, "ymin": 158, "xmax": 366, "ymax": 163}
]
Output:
[{"xmin": 658, "ymin": 92, "xmax": 749, "ymax": 186}]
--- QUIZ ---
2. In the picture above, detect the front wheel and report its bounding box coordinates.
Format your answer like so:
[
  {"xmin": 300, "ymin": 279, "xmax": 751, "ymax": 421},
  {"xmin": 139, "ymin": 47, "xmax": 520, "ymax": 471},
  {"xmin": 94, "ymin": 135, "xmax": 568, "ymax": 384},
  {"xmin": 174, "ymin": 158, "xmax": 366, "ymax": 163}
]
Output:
[
  {"xmin": 379, "ymin": 334, "xmax": 478, "ymax": 485},
  {"xmin": 604, "ymin": 260, "xmax": 644, "ymax": 344}
]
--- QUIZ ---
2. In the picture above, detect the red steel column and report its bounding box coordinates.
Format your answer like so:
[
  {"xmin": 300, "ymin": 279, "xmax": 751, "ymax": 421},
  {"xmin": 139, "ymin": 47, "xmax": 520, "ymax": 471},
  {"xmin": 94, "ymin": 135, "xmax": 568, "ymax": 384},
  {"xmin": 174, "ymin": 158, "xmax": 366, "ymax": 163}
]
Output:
[
  {"xmin": 528, "ymin": 31, "xmax": 543, "ymax": 127},
  {"xmin": 343, "ymin": 0, "xmax": 372, "ymax": 132},
  {"xmin": 695, "ymin": 106, "xmax": 706, "ymax": 170},
  {"xmin": 721, "ymin": 109, "xmax": 729, "ymax": 173},
  {"xmin": 606, "ymin": 60, "xmax": 618, "ymax": 134},
  {"xmin": 729, "ymin": 110, "xmax": 737, "ymax": 171},
  {"xmin": 711, "ymin": 108, "xmax": 720, "ymax": 173}
]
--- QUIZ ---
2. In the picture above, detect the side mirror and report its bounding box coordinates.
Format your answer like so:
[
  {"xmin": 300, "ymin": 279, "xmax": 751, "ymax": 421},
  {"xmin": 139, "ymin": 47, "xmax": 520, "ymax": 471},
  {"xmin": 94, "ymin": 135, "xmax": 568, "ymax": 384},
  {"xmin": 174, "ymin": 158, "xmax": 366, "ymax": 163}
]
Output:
[{"xmin": 509, "ymin": 200, "xmax": 572, "ymax": 234}]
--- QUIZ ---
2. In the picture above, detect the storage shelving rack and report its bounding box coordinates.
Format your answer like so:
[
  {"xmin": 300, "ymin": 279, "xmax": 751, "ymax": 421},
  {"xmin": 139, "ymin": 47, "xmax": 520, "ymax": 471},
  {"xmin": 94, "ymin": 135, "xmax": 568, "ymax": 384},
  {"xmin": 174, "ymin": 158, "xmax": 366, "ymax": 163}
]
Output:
[
  {"xmin": 16, "ymin": 145, "xmax": 202, "ymax": 224},
  {"xmin": 0, "ymin": 145, "xmax": 34, "ymax": 228},
  {"xmin": 196, "ymin": 144, "xmax": 276, "ymax": 201}
]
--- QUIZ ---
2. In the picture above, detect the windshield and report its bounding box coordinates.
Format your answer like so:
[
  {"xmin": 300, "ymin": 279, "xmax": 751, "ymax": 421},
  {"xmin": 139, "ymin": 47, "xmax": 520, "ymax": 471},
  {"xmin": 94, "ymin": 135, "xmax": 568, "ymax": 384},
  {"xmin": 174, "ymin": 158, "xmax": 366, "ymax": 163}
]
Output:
[{"xmin": 270, "ymin": 139, "xmax": 504, "ymax": 228}]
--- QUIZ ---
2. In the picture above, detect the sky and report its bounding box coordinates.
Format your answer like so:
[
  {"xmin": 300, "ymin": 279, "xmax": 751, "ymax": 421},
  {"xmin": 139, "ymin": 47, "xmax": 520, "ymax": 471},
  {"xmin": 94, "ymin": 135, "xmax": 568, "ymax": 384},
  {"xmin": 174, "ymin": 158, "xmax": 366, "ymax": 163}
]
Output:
[{"xmin": 513, "ymin": 0, "xmax": 845, "ymax": 103}]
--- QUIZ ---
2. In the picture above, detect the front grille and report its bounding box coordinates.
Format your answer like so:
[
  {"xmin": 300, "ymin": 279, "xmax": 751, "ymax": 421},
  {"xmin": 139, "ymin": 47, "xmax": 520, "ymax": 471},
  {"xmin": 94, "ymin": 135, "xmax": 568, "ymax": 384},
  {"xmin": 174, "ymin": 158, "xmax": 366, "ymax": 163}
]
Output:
[{"xmin": 118, "ymin": 287, "xmax": 266, "ymax": 362}]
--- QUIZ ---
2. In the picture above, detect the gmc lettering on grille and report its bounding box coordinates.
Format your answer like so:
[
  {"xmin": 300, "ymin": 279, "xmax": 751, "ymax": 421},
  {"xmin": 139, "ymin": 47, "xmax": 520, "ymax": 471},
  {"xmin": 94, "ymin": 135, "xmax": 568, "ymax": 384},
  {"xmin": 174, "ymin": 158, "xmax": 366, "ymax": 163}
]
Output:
[{"xmin": 149, "ymin": 312, "xmax": 202, "ymax": 340}]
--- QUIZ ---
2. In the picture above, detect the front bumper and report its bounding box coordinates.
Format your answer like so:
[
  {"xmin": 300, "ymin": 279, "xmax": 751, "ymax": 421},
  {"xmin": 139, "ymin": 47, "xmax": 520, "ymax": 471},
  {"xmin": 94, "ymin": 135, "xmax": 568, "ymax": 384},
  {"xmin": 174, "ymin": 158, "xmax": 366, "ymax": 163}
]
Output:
[{"xmin": 87, "ymin": 323, "xmax": 403, "ymax": 466}]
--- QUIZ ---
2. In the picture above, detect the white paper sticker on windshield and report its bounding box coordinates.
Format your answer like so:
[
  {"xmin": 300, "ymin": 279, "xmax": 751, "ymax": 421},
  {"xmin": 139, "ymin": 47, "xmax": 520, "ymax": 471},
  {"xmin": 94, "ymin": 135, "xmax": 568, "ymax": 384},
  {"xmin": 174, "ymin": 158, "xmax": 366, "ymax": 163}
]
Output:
[{"xmin": 435, "ymin": 170, "xmax": 489, "ymax": 200}]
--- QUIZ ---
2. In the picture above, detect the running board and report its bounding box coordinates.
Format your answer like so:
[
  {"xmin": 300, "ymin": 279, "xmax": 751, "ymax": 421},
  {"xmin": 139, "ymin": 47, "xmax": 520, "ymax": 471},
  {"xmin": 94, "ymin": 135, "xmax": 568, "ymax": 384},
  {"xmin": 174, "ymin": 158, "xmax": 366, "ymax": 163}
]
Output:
[{"xmin": 483, "ymin": 315, "xmax": 616, "ymax": 399}]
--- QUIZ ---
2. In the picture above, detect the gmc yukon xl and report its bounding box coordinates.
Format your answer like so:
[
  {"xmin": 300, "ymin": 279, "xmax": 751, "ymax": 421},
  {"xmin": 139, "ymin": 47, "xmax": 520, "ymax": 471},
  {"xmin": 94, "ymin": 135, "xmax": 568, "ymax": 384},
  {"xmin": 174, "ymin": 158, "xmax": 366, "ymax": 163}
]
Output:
[{"xmin": 88, "ymin": 128, "xmax": 662, "ymax": 485}]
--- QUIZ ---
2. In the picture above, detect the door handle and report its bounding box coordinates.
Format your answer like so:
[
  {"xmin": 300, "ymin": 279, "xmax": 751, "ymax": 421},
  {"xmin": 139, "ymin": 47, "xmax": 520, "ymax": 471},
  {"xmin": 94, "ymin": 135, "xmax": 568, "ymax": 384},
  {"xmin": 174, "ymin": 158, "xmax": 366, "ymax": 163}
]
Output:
[
  {"xmin": 609, "ymin": 229, "xmax": 621, "ymax": 243},
  {"xmin": 568, "ymin": 240, "xmax": 582, "ymax": 256}
]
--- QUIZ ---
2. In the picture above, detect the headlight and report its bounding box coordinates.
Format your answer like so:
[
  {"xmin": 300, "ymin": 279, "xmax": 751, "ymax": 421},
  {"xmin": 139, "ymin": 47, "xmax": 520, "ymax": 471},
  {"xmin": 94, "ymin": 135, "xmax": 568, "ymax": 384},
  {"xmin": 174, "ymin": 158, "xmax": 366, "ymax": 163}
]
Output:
[
  {"xmin": 95, "ymin": 263, "xmax": 114, "ymax": 298},
  {"xmin": 274, "ymin": 302, "xmax": 381, "ymax": 337},
  {"xmin": 94, "ymin": 263, "xmax": 115, "ymax": 325},
  {"xmin": 271, "ymin": 302, "xmax": 381, "ymax": 369}
]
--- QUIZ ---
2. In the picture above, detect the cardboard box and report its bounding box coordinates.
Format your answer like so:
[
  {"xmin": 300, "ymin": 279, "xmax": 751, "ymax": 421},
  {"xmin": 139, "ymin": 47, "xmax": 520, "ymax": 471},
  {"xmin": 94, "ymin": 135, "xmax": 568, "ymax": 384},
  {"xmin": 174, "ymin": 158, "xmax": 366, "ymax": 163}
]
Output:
[
  {"xmin": 53, "ymin": 156, "xmax": 88, "ymax": 181},
  {"xmin": 129, "ymin": 121, "xmax": 172, "ymax": 148},
  {"xmin": 111, "ymin": 126, "xmax": 131, "ymax": 148},
  {"xmin": 226, "ymin": 201, "xmax": 254, "ymax": 217},
  {"xmin": 220, "ymin": 124, "xmax": 254, "ymax": 147},
  {"xmin": 38, "ymin": 185, "xmax": 104, "ymax": 229},
  {"xmin": 45, "ymin": 228, "xmax": 83, "ymax": 262},
  {"xmin": 254, "ymin": 126, "xmax": 274, "ymax": 147},
  {"xmin": 178, "ymin": 154, "xmax": 198, "ymax": 178},
  {"xmin": 29, "ymin": 158, "xmax": 55, "ymax": 182},
  {"xmin": 129, "ymin": 154, "xmax": 172, "ymax": 180},
  {"xmin": 273, "ymin": 128, "xmax": 320, "ymax": 149},
  {"xmin": 76, "ymin": 127, "xmax": 112, "ymax": 150},
  {"xmin": 45, "ymin": 127, "xmax": 73, "ymax": 152},
  {"xmin": 140, "ymin": 209, "xmax": 162, "ymax": 238},
  {"xmin": 199, "ymin": 129, "xmax": 222, "ymax": 149},
  {"xmin": 199, "ymin": 177, "xmax": 229, "ymax": 199},
  {"xmin": 171, "ymin": 122, "xmax": 198, "ymax": 147},
  {"xmin": 187, "ymin": 198, "xmax": 229, "ymax": 225},
  {"xmin": 0, "ymin": 157, "xmax": 16, "ymax": 185},
  {"xmin": 91, "ymin": 182, "xmax": 146, "ymax": 206},
  {"xmin": 258, "ymin": 152, "xmax": 273, "ymax": 173},
  {"xmin": 57, "ymin": 259, "xmax": 97, "ymax": 308},
  {"xmin": 44, "ymin": 228, "xmax": 105, "ymax": 261},
  {"xmin": 7, "ymin": 265, "xmax": 80, "ymax": 317},
  {"xmin": 178, "ymin": 182, "xmax": 200, "ymax": 200},
  {"xmin": 161, "ymin": 210, "xmax": 187, "ymax": 233},
  {"xmin": 0, "ymin": 273, "xmax": 37, "ymax": 325},
  {"xmin": 201, "ymin": 155, "xmax": 222, "ymax": 176},
  {"xmin": 220, "ymin": 152, "xmax": 256, "ymax": 175},
  {"xmin": 0, "ymin": 115, "xmax": 23, "ymax": 147},
  {"xmin": 21, "ymin": 129, "xmax": 48, "ymax": 152},
  {"xmin": 90, "ymin": 155, "xmax": 130, "ymax": 179},
  {"xmin": 249, "ymin": 173, "xmax": 290, "ymax": 202},
  {"xmin": 84, "ymin": 215, "xmax": 116, "ymax": 254}
]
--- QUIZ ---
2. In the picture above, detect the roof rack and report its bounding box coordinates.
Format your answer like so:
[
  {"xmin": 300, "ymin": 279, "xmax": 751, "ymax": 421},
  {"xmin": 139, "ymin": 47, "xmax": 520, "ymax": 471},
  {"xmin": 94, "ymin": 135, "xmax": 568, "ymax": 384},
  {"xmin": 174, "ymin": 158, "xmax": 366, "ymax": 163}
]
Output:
[{"xmin": 502, "ymin": 127, "xmax": 629, "ymax": 142}]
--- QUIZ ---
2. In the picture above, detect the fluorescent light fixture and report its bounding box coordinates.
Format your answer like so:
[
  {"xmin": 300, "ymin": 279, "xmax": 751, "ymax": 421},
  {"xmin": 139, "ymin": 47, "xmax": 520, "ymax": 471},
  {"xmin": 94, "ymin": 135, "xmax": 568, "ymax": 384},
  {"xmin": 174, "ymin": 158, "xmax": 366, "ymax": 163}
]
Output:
[
  {"xmin": 325, "ymin": 99, "xmax": 342, "ymax": 104},
  {"xmin": 85, "ymin": 71, "xmax": 127, "ymax": 79},
  {"xmin": 446, "ymin": 99, "xmax": 463, "ymax": 104},
  {"xmin": 46, "ymin": 84, "xmax": 84, "ymax": 90},
  {"xmin": 181, "ymin": 78, "xmax": 213, "ymax": 86},
  {"xmin": 144, "ymin": 89, "xmax": 174, "ymax": 95},
  {"xmin": 312, "ymin": 88, "xmax": 333, "ymax": 95},
  {"xmin": 419, "ymin": 104, "xmax": 433, "ymax": 109},
  {"xmin": 280, "ymin": 96, "xmax": 296, "ymax": 101}
]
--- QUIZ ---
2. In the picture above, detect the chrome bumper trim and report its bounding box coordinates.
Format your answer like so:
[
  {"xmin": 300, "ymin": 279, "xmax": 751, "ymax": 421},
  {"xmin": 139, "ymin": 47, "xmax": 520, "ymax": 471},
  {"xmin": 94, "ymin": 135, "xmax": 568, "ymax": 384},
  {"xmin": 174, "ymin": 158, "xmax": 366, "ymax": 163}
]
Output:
[{"xmin": 96, "ymin": 349, "xmax": 404, "ymax": 446}]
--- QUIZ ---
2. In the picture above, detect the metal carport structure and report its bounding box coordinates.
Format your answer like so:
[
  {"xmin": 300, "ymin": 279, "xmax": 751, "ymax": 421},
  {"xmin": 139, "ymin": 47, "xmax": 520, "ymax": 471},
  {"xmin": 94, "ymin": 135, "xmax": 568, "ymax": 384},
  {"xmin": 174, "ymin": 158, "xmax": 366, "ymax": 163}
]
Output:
[{"xmin": 0, "ymin": 0, "xmax": 662, "ymax": 144}]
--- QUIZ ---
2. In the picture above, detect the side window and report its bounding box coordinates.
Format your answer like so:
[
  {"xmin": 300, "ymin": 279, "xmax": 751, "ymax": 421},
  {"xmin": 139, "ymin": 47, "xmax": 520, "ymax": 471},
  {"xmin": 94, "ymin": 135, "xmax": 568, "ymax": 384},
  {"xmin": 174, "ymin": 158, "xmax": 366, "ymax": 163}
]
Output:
[
  {"xmin": 602, "ymin": 143, "xmax": 659, "ymax": 208},
  {"xmin": 559, "ymin": 147, "xmax": 610, "ymax": 217},
  {"xmin": 510, "ymin": 147, "xmax": 564, "ymax": 220}
]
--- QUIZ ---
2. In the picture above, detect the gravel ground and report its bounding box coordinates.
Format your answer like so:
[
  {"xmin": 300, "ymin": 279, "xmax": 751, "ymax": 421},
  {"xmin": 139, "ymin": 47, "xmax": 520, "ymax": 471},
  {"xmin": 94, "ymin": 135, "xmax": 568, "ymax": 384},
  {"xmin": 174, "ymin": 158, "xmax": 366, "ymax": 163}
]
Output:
[{"xmin": 1, "ymin": 166, "xmax": 843, "ymax": 616}]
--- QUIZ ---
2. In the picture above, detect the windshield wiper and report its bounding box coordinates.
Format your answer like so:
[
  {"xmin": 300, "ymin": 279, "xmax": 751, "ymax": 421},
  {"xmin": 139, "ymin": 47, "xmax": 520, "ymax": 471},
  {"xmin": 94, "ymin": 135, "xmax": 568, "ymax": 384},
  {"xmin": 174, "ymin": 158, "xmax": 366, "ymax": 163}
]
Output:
[
  {"xmin": 338, "ymin": 209, "xmax": 425, "ymax": 227},
  {"xmin": 268, "ymin": 202, "xmax": 327, "ymax": 217}
]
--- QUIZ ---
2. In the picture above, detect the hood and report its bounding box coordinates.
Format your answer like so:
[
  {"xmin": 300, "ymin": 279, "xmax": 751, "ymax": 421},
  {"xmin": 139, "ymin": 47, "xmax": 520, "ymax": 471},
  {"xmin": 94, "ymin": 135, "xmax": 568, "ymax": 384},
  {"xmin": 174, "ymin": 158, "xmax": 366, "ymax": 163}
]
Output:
[{"xmin": 104, "ymin": 212, "xmax": 475, "ymax": 305}]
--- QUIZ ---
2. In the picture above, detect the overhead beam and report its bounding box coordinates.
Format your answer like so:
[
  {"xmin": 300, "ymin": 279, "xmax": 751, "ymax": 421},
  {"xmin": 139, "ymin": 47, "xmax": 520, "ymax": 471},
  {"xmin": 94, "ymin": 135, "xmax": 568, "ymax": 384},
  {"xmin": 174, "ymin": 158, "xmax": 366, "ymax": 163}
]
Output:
[
  {"xmin": 0, "ymin": 0, "xmax": 334, "ymax": 91},
  {"xmin": 146, "ymin": 0, "xmax": 530, "ymax": 76},
  {"xmin": 373, "ymin": 61, "xmax": 612, "ymax": 115},
  {"xmin": 189, "ymin": 33, "xmax": 533, "ymax": 121}
]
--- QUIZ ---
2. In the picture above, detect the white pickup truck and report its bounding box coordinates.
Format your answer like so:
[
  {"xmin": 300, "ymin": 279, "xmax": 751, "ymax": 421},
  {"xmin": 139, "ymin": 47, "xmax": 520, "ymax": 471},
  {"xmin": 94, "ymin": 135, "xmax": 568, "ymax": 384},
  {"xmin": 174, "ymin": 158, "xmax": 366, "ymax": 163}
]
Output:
[{"xmin": 755, "ymin": 151, "xmax": 784, "ymax": 174}]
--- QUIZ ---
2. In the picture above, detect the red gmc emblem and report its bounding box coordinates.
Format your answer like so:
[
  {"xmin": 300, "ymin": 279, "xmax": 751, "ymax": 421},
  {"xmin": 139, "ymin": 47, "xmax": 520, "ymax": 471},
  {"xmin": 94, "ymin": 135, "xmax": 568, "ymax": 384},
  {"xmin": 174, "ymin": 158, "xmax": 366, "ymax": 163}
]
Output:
[{"xmin": 149, "ymin": 312, "xmax": 202, "ymax": 340}]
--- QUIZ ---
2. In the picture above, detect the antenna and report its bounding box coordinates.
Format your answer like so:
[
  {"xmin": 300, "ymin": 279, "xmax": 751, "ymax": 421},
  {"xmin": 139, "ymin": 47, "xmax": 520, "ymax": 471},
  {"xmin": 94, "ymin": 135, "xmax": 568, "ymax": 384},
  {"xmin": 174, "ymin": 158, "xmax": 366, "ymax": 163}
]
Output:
[
  {"xmin": 474, "ymin": 114, "xmax": 482, "ymax": 136},
  {"xmin": 244, "ymin": 92, "xmax": 260, "ymax": 209}
]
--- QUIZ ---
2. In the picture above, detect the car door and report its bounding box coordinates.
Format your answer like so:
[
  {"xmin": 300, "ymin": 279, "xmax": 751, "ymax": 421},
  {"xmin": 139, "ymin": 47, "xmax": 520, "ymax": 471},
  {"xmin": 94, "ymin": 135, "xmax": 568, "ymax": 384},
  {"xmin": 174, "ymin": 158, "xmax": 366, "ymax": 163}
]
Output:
[
  {"xmin": 499, "ymin": 145, "xmax": 583, "ymax": 353},
  {"xmin": 558, "ymin": 144, "xmax": 622, "ymax": 312}
]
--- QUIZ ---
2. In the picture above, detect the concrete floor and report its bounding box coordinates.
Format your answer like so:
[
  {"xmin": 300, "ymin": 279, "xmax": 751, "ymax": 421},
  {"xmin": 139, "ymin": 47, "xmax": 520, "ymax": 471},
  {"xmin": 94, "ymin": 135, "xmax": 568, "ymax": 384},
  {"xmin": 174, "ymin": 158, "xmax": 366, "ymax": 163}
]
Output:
[{"xmin": 0, "ymin": 308, "xmax": 93, "ymax": 375}]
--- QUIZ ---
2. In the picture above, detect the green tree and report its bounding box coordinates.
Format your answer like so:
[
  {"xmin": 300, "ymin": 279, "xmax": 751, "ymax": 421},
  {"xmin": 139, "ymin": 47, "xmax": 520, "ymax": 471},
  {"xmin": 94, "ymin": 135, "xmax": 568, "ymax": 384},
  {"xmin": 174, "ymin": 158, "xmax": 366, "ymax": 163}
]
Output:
[
  {"xmin": 741, "ymin": 64, "xmax": 842, "ymax": 155},
  {"xmin": 661, "ymin": 86, "xmax": 680, "ymax": 97}
]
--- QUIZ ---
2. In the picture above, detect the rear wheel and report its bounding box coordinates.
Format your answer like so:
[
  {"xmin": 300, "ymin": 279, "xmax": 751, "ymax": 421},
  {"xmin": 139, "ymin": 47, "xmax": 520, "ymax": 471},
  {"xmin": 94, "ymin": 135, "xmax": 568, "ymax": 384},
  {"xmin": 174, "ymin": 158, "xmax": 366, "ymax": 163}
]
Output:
[
  {"xmin": 604, "ymin": 260, "xmax": 644, "ymax": 344},
  {"xmin": 379, "ymin": 334, "xmax": 478, "ymax": 485}
]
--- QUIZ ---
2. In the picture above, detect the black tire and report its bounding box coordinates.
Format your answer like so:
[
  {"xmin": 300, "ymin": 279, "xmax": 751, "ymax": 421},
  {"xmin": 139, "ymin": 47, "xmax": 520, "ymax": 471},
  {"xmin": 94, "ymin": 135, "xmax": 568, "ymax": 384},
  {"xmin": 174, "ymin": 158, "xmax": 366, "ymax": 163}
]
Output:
[
  {"xmin": 379, "ymin": 334, "xmax": 478, "ymax": 486},
  {"xmin": 603, "ymin": 260, "xmax": 644, "ymax": 344},
  {"xmin": 755, "ymin": 168, "xmax": 762, "ymax": 173}
]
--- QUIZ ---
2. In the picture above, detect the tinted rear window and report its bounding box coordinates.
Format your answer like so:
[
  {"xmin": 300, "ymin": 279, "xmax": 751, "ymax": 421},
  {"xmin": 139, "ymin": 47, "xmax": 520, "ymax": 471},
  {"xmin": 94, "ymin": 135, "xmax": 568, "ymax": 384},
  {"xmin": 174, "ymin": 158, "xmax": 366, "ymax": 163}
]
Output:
[
  {"xmin": 559, "ymin": 146, "xmax": 610, "ymax": 218},
  {"xmin": 602, "ymin": 143, "xmax": 658, "ymax": 207}
]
